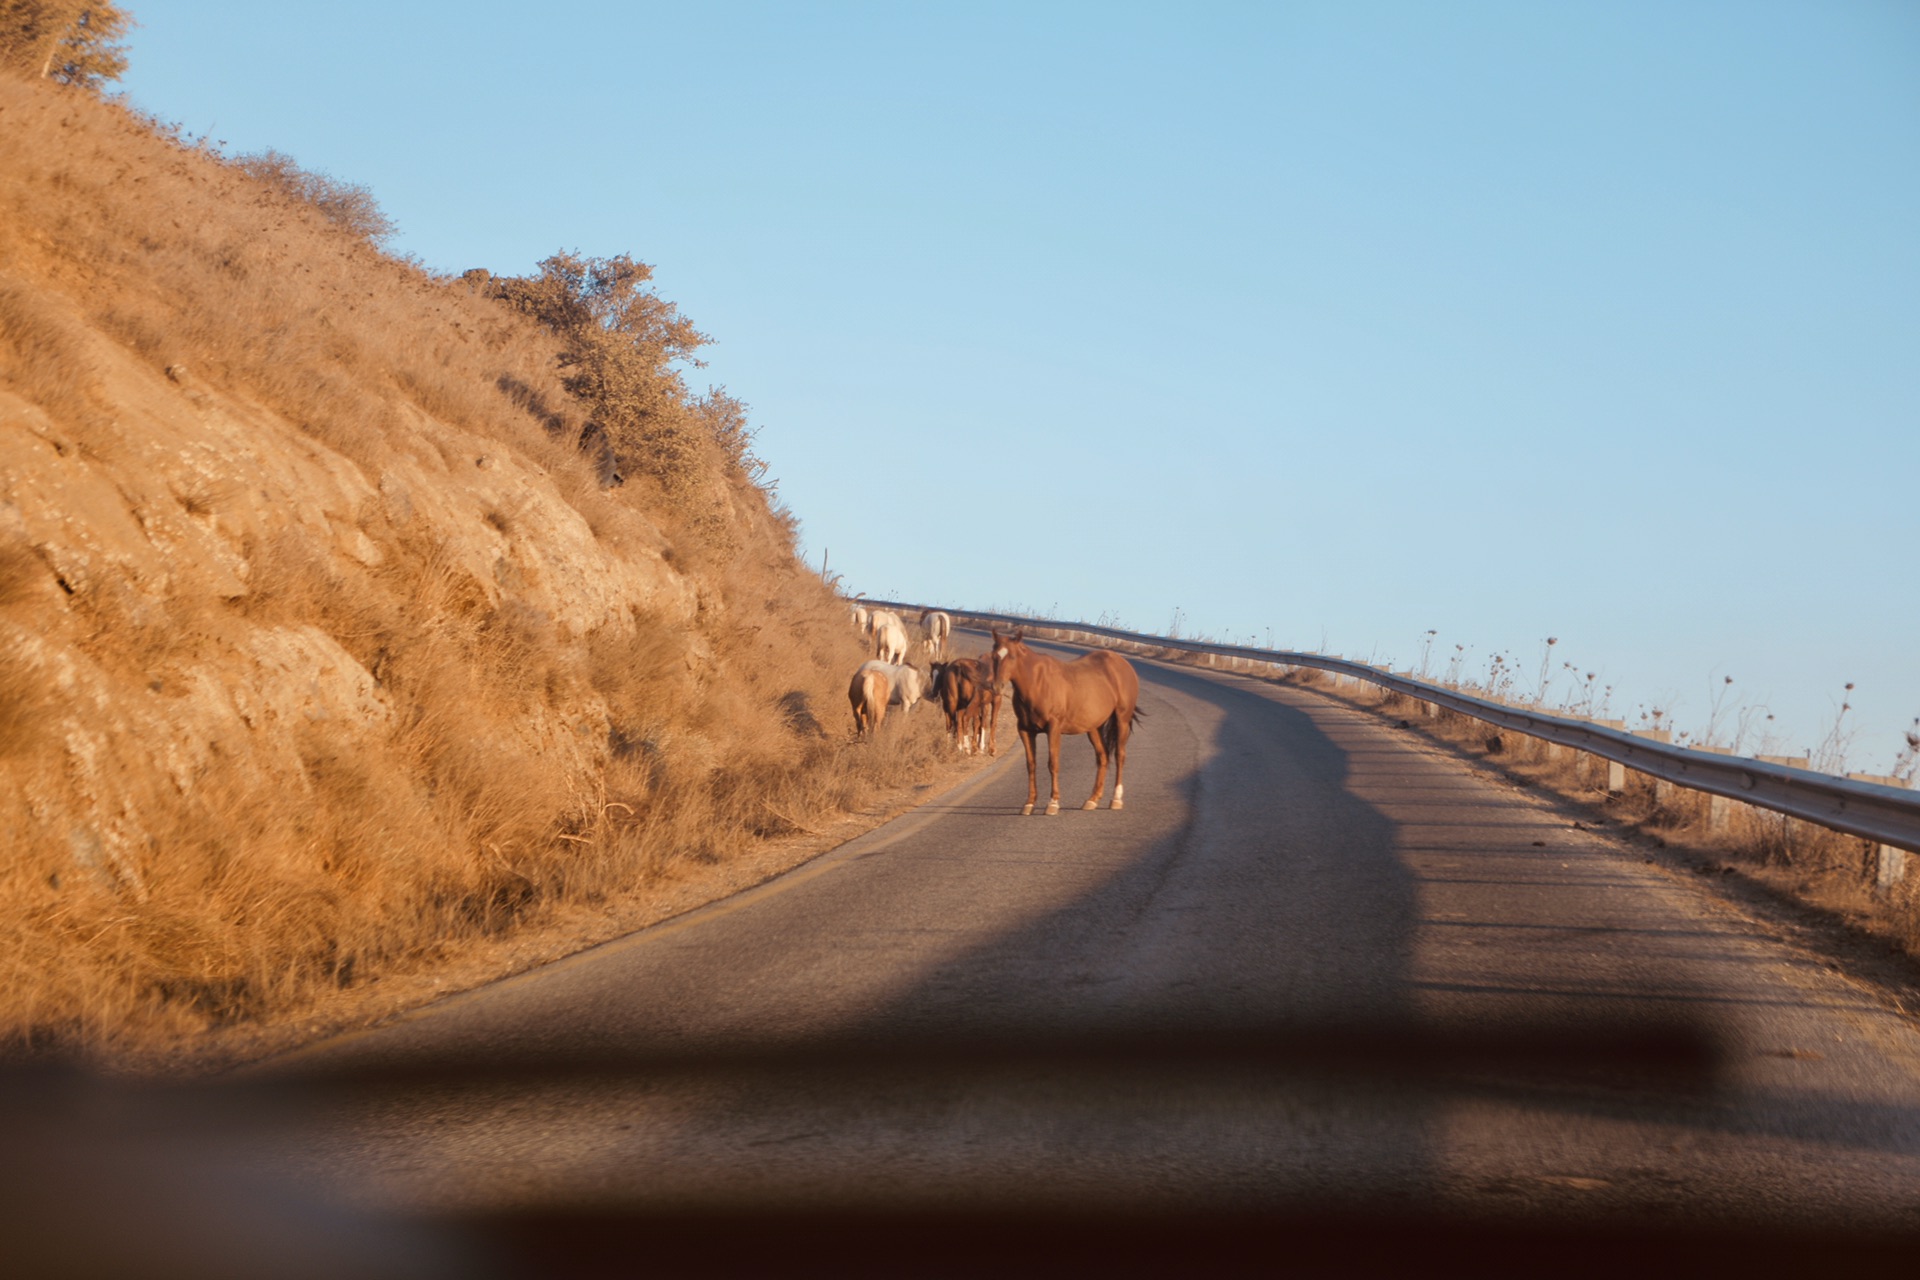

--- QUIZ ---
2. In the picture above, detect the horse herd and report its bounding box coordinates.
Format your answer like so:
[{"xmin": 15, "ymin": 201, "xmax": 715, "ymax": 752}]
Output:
[{"xmin": 845, "ymin": 605, "xmax": 1144, "ymax": 816}]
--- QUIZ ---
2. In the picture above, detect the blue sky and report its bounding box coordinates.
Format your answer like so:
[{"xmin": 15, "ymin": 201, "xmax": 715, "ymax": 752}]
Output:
[{"xmin": 117, "ymin": 2, "xmax": 1918, "ymax": 769}]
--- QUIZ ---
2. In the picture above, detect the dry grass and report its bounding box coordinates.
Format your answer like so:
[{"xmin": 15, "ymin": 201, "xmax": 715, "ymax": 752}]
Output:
[
  {"xmin": 0, "ymin": 273, "xmax": 105, "ymax": 434},
  {"xmin": 0, "ymin": 75, "xmax": 602, "ymax": 505},
  {"xmin": 0, "ymin": 70, "xmax": 970, "ymax": 1063}
]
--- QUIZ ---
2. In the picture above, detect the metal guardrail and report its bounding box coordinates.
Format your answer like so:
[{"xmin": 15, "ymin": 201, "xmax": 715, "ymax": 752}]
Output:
[{"xmin": 864, "ymin": 600, "xmax": 1920, "ymax": 857}]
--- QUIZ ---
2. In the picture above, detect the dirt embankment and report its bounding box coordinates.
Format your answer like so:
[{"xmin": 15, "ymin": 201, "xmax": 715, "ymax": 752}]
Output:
[{"xmin": 0, "ymin": 71, "xmax": 953, "ymax": 1062}]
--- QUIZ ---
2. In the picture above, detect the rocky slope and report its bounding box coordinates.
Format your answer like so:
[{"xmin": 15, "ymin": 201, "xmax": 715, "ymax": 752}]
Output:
[{"xmin": 0, "ymin": 70, "xmax": 870, "ymax": 1052}]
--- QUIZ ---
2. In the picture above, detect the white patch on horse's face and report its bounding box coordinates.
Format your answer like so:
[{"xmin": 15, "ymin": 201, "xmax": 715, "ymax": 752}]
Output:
[{"xmin": 994, "ymin": 645, "xmax": 1007, "ymax": 659}]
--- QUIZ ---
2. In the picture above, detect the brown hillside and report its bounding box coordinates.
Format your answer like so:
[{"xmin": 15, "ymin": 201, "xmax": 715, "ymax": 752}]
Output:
[{"xmin": 0, "ymin": 71, "xmax": 918, "ymax": 1056}]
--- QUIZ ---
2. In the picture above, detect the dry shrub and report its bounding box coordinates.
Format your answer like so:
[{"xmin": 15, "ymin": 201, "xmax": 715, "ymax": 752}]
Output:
[
  {"xmin": 236, "ymin": 530, "xmax": 401, "ymax": 668},
  {"xmin": 0, "ymin": 735, "xmax": 448, "ymax": 1044},
  {"xmin": 229, "ymin": 148, "xmax": 398, "ymax": 245},
  {"xmin": 1887, "ymin": 881, "xmax": 1920, "ymax": 953},
  {"xmin": 0, "ymin": 273, "xmax": 103, "ymax": 428},
  {"xmin": 0, "ymin": 540, "xmax": 56, "ymax": 760},
  {"xmin": 0, "ymin": 639, "xmax": 49, "ymax": 759},
  {"xmin": 0, "ymin": 537, "xmax": 46, "ymax": 608}
]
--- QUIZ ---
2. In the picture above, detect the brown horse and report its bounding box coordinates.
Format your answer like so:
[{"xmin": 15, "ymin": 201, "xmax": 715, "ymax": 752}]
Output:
[
  {"xmin": 848, "ymin": 663, "xmax": 892, "ymax": 736},
  {"xmin": 989, "ymin": 629, "xmax": 1142, "ymax": 815},
  {"xmin": 929, "ymin": 655, "xmax": 1000, "ymax": 756}
]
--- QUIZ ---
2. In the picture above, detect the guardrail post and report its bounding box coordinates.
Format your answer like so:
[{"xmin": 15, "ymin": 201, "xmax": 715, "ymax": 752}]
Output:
[
  {"xmin": 1849, "ymin": 773, "xmax": 1911, "ymax": 891},
  {"xmin": 1693, "ymin": 745, "xmax": 1734, "ymax": 830},
  {"xmin": 1751, "ymin": 755, "xmax": 1810, "ymax": 843},
  {"xmin": 1634, "ymin": 728, "xmax": 1673, "ymax": 799},
  {"xmin": 1880, "ymin": 845, "xmax": 1910, "ymax": 890},
  {"xmin": 1593, "ymin": 719, "xmax": 1627, "ymax": 792}
]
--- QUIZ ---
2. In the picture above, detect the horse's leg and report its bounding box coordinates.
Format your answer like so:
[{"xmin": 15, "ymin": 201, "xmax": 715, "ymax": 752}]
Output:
[
  {"xmin": 1111, "ymin": 710, "xmax": 1130, "ymax": 810},
  {"xmin": 1045, "ymin": 730, "xmax": 1062, "ymax": 815},
  {"xmin": 1020, "ymin": 729, "xmax": 1039, "ymax": 816},
  {"xmin": 1083, "ymin": 727, "xmax": 1108, "ymax": 809}
]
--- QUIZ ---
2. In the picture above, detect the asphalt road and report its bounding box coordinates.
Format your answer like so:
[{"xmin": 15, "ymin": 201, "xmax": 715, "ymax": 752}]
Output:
[{"xmin": 257, "ymin": 638, "xmax": 1920, "ymax": 1238}]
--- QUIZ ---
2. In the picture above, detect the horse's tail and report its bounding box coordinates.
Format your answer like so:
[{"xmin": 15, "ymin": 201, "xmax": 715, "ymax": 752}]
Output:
[{"xmin": 1099, "ymin": 702, "xmax": 1144, "ymax": 750}]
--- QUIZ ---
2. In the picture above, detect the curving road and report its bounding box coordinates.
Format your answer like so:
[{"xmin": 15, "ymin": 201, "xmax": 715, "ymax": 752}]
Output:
[{"xmin": 263, "ymin": 637, "xmax": 1920, "ymax": 1243}]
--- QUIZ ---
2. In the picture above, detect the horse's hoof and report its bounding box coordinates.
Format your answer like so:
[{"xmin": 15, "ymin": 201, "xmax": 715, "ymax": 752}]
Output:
[
  {"xmin": 1111, "ymin": 800, "xmax": 1125, "ymax": 811},
  {"xmin": 1021, "ymin": 804, "xmax": 1034, "ymax": 816},
  {"xmin": 1046, "ymin": 800, "xmax": 1060, "ymax": 816},
  {"xmin": 1082, "ymin": 800, "xmax": 1097, "ymax": 811}
]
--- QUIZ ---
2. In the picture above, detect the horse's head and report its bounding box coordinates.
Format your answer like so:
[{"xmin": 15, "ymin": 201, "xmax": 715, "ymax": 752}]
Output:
[{"xmin": 988, "ymin": 630, "xmax": 1027, "ymax": 681}]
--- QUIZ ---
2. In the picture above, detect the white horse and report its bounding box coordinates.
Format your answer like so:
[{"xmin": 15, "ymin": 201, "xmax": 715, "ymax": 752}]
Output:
[
  {"xmin": 850, "ymin": 603, "xmax": 870, "ymax": 634},
  {"xmin": 867, "ymin": 610, "xmax": 909, "ymax": 665},
  {"xmin": 918, "ymin": 609, "xmax": 951, "ymax": 658},
  {"xmin": 857, "ymin": 659, "xmax": 924, "ymax": 714}
]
